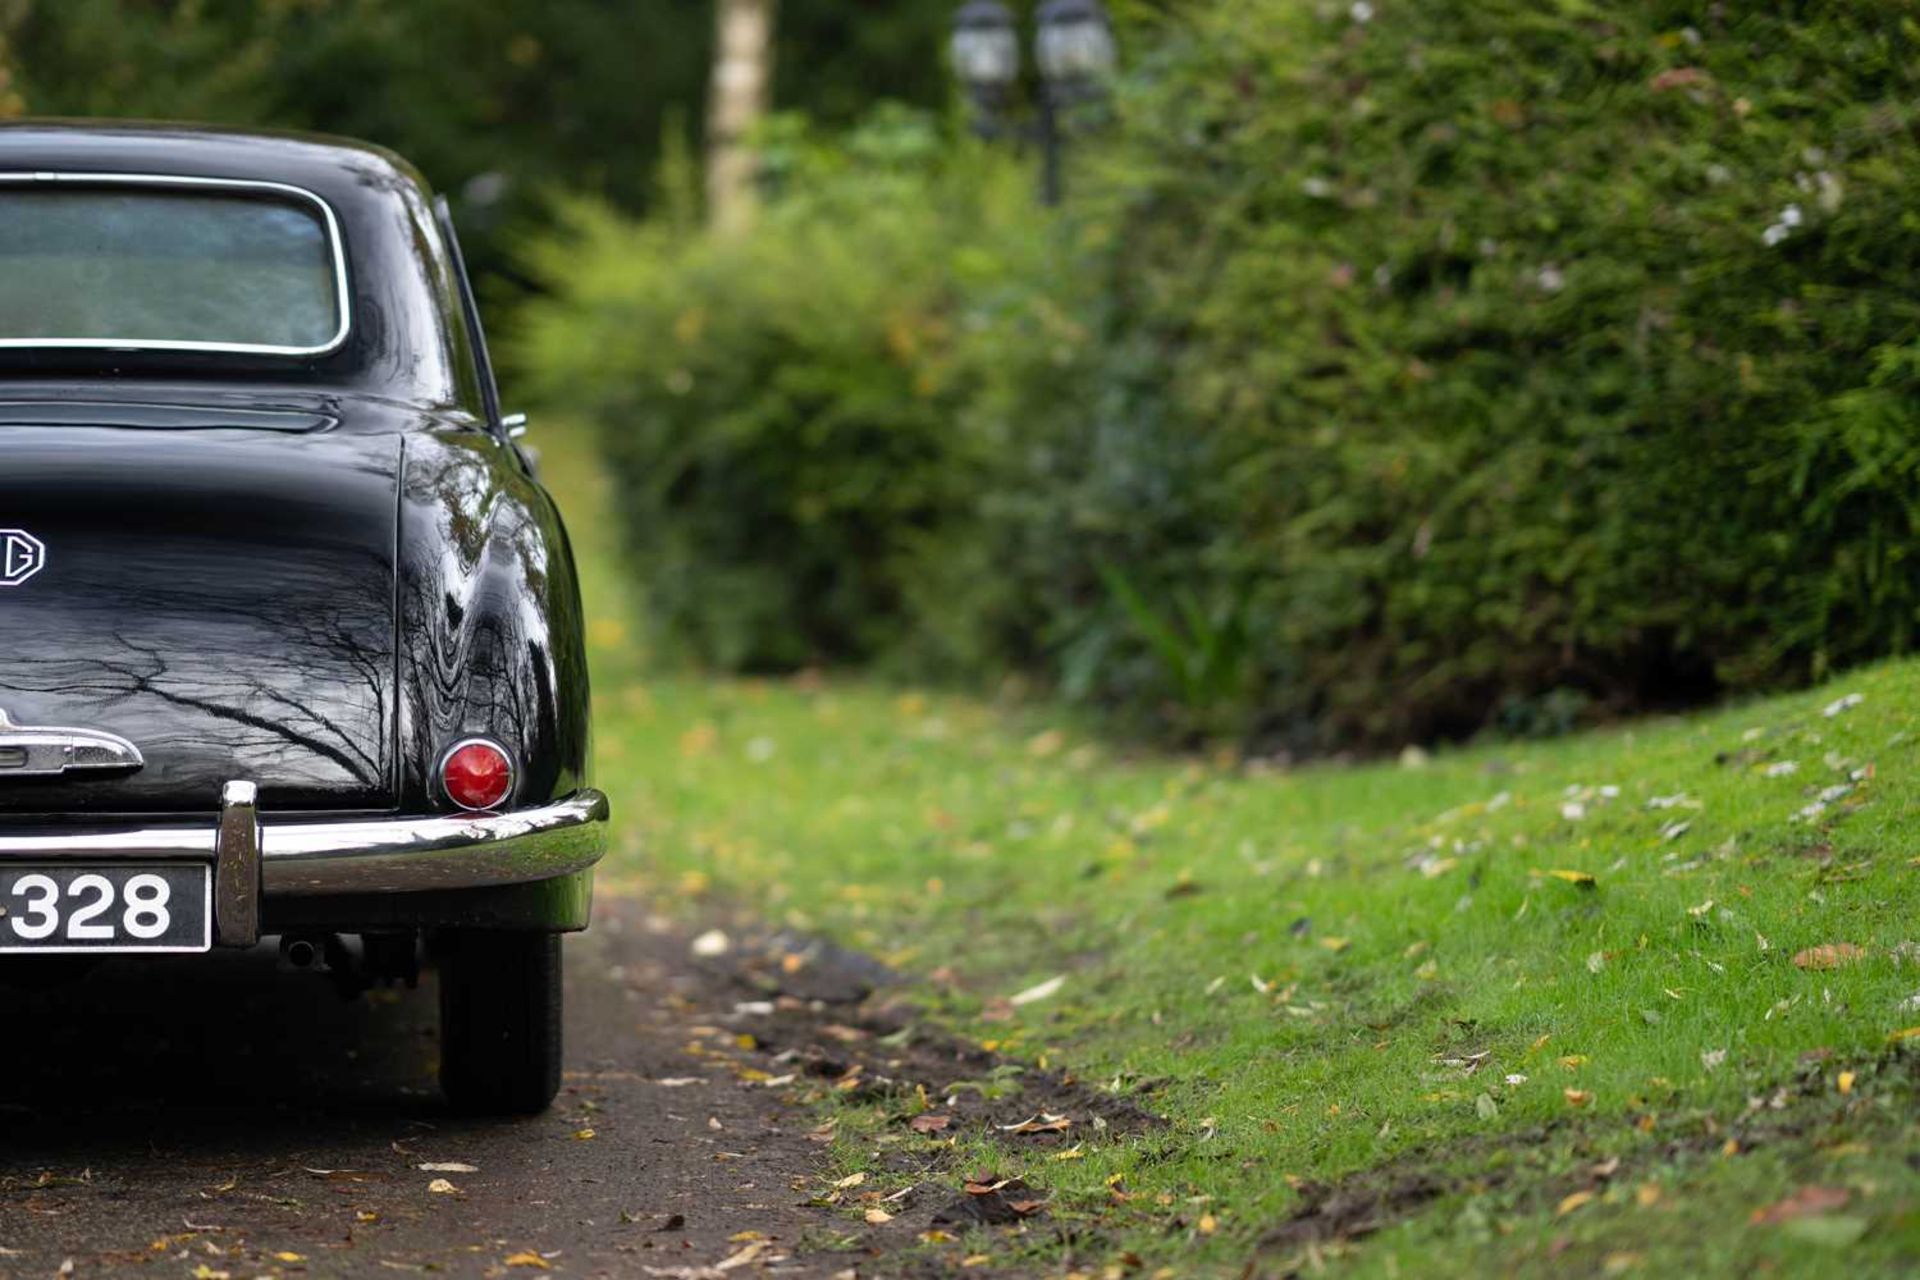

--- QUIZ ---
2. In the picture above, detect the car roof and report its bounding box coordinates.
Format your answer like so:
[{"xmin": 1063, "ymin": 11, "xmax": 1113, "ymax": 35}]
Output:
[{"xmin": 0, "ymin": 119, "xmax": 430, "ymax": 197}]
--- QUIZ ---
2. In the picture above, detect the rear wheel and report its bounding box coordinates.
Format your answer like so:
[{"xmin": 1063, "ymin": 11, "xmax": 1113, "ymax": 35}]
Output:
[{"xmin": 437, "ymin": 930, "xmax": 562, "ymax": 1114}]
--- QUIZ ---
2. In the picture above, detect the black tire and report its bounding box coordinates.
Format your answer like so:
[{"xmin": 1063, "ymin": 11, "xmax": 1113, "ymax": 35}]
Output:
[{"xmin": 438, "ymin": 930, "xmax": 562, "ymax": 1115}]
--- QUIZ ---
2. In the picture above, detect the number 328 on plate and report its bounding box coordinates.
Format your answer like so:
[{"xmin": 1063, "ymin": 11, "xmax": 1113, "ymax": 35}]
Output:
[{"xmin": 0, "ymin": 864, "xmax": 211, "ymax": 953}]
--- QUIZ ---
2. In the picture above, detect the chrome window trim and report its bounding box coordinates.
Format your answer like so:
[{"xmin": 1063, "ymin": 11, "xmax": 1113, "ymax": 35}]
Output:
[{"xmin": 0, "ymin": 171, "xmax": 352, "ymax": 358}]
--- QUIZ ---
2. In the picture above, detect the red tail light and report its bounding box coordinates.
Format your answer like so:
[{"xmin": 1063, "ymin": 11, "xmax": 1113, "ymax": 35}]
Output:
[{"xmin": 441, "ymin": 739, "xmax": 515, "ymax": 811}]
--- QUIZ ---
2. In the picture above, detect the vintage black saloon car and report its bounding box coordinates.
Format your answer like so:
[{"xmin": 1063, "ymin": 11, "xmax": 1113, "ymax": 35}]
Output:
[{"xmin": 0, "ymin": 123, "xmax": 606, "ymax": 1113}]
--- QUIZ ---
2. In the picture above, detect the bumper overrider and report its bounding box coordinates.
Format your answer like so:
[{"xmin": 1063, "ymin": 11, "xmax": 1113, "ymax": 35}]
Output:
[{"xmin": 0, "ymin": 784, "xmax": 610, "ymax": 945}]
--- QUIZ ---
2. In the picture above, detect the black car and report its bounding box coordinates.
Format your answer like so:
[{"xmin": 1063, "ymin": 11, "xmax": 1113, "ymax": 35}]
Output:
[{"xmin": 0, "ymin": 122, "xmax": 607, "ymax": 1114}]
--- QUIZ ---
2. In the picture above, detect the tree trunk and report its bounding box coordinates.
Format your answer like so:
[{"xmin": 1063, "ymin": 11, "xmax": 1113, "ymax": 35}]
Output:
[{"xmin": 706, "ymin": 0, "xmax": 777, "ymax": 237}]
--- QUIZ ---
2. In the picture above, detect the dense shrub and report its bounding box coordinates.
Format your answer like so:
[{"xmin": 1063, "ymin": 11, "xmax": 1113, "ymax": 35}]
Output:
[
  {"xmin": 526, "ymin": 3, "xmax": 1920, "ymax": 749},
  {"xmin": 518, "ymin": 112, "xmax": 1043, "ymax": 670}
]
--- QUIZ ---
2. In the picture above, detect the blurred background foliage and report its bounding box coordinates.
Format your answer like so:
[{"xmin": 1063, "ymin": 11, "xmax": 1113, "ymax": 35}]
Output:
[
  {"xmin": 0, "ymin": 0, "xmax": 953, "ymax": 286},
  {"xmin": 522, "ymin": 1, "xmax": 1920, "ymax": 751},
  {"xmin": 4, "ymin": 1, "xmax": 1918, "ymax": 753}
]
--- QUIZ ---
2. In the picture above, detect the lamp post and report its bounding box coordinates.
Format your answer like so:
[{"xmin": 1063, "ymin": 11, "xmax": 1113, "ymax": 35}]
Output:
[{"xmin": 950, "ymin": 0, "xmax": 1116, "ymax": 206}]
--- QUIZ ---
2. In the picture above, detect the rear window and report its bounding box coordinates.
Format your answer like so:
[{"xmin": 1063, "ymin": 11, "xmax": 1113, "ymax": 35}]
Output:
[{"xmin": 0, "ymin": 180, "xmax": 346, "ymax": 354}]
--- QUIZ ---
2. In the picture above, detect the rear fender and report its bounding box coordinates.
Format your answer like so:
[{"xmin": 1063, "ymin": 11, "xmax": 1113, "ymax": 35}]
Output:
[{"xmin": 397, "ymin": 429, "xmax": 589, "ymax": 812}]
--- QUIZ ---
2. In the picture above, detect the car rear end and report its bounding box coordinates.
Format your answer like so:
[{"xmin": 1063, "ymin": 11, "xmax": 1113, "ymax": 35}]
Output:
[{"xmin": 0, "ymin": 126, "xmax": 605, "ymax": 1113}]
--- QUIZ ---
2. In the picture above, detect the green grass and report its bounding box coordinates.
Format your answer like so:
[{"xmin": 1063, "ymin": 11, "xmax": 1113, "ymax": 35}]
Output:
[{"xmin": 541, "ymin": 419, "xmax": 1920, "ymax": 1276}]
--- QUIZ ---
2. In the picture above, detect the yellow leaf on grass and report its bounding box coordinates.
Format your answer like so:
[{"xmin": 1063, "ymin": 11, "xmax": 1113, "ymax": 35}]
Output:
[
  {"xmin": 1027, "ymin": 729, "xmax": 1066, "ymax": 758},
  {"xmin": 1197, "ymin": 1213, "xmax": 1218, "ymax": 1234},
  {"xmin": 1564, "ymin": 1088, "xmax": 1594, "ymax": 1107},
  {"xmin": 833, "ymin": 1171, "xmax": 868, "ymax": 1189},
  {"xmin": 1539, "ymin": 868, "xmax": 1597, "ymax": 888},
  {"xmin": 1838, "ymin": 1071, "xmax": 1856, "ymax": 1095},
  {"xmin": 1556, "ymin": 1190, "xmax": 1595, "ymax": 1217},
  {"xmin": 1319, "ymin": 937, "xmax": 1351, "ymax": 953},
  {"xmin": 1889, "ymin": 1026, "xmax": 1920, "ymax": 1043},
  {"xmin": 1793, "ymin": 943, "xmax": 1867, "ymax": 971},
  {"xmin": 1636, "ymin": 1183, "xmax": 1663, "ymax": 1207}
]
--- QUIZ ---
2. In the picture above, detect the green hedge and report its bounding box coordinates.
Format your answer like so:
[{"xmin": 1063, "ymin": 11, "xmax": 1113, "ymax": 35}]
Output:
[
  {"xmin": 523, "ymin": 2, "xmax": 1920, "ymax": 748},
  {"xmin": 518, "ymin": 112, "xmax": 1043, "ymax": 670}
]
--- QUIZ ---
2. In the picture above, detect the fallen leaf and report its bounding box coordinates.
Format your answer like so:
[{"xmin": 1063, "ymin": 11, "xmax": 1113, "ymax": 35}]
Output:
[
  {"xmin": 503, "ymin": 1253, "xmax": 551, "ymax": 1271},
  {"xmin": 574, "ymin": 1129, "xmax": 597, "ymax": 1141},
  {"xmin": 864, "ymin": 1208, "xmax": 893, "ymax": 1225},
  {"xmin": 714, "ymin": 1241, "xmax": 767, "ymax": 1272},
  {"xmin": 426, "ymin": 1179, "xmax": 460, "ymax": 1195},
  {"xmin": 833, "ymin": 1172, "xmax": 867, "ymax": 1190},
  {"xmin": 1838, "ymin": 1071, "xmax": 1855, "ymax": 1095},
  {"xmin": 1009, "ymin": 975, "xmax": 1066, "ymax": 1006},
  {"xmin": 998, "ymin": 1113, "xmax": 1072, "ymax": 1135},
  {"xmin": 1821, "ymin": 693, "xmax": 1863, "ymax": 718},
  {"xmin": 1540, "ymin": 868, "xmax": 1597, "ymax": 888},
  {"xmin": 1197, "ymin": 1212, "xmax": 1218, "ymax": 1234},
  {"xmin": 1751, "ymin": 1185, "xmax": 1850, "ymax": 1226},
  {"xmin": 1318, "ymin": 936, "xmax": 1351, "ymax": 953},
  {"xmin": 1563, "ymin": 1088, "xmax": 1594, "ymax": 1108},
  {"xmin": 689, "ymin": 929, "xmax": 731, "ymax": 958},
  {"xmin": 272, "ymin": 1254, "xmax": 304, "ymax": 1264},
  {"xmin": 910, "ymin": 1113, "xmax": 952, "ymax": 1134},
  {"xmin": 416, "ymin": 1162, "xmax": 477, "ymax": 1174},
  {"xmin": 1556, "ymin": 1190, "xmax": 1595, "ymax": 1217},
  {"xmin": 1793, "ymin": 944, "xmax": 1867, "ymax": 971}
]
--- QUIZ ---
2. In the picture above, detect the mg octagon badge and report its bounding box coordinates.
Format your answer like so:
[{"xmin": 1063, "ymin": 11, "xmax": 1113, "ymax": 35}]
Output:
[{"xmin": 1, "ymin": 530, "xmax": 45, "ymax": 587}]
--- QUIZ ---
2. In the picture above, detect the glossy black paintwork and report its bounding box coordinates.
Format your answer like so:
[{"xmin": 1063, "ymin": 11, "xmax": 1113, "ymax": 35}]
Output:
[
  {"xmin": 0, "ymin": 417, "xmax": 401, "ymax": 812},
  {"xmin": 0, "ymin": 125, "xmax": 590, "ymax": 836}
]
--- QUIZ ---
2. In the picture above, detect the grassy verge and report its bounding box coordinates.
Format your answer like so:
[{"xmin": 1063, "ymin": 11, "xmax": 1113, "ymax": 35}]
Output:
[{"xmin": 542, "ymin": 420, "xmax": 1920, "ymax": 1276}]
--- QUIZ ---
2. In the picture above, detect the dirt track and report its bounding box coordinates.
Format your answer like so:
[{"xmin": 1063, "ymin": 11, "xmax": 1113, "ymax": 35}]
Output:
[{"xmin": 0, "ymin": 896, "xmax": 883, "ymax": 1278}]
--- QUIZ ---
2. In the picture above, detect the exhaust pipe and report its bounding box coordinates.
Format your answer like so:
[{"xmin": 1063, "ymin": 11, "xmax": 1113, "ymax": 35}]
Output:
[{"xmin": 280, "ymin": 934, "xmax": 322, "ymax": 969}]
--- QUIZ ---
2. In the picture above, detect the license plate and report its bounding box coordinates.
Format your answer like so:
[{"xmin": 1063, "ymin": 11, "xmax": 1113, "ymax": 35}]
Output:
[{"xmin": 0, "ymin": 863, "xmax": 210, "ymax": 953}]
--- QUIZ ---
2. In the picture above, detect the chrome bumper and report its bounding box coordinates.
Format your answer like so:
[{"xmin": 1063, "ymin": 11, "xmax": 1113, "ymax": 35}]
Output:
[{"xmin": 0, "ymin": 787, "xmax": 609, "ymax": 945}]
